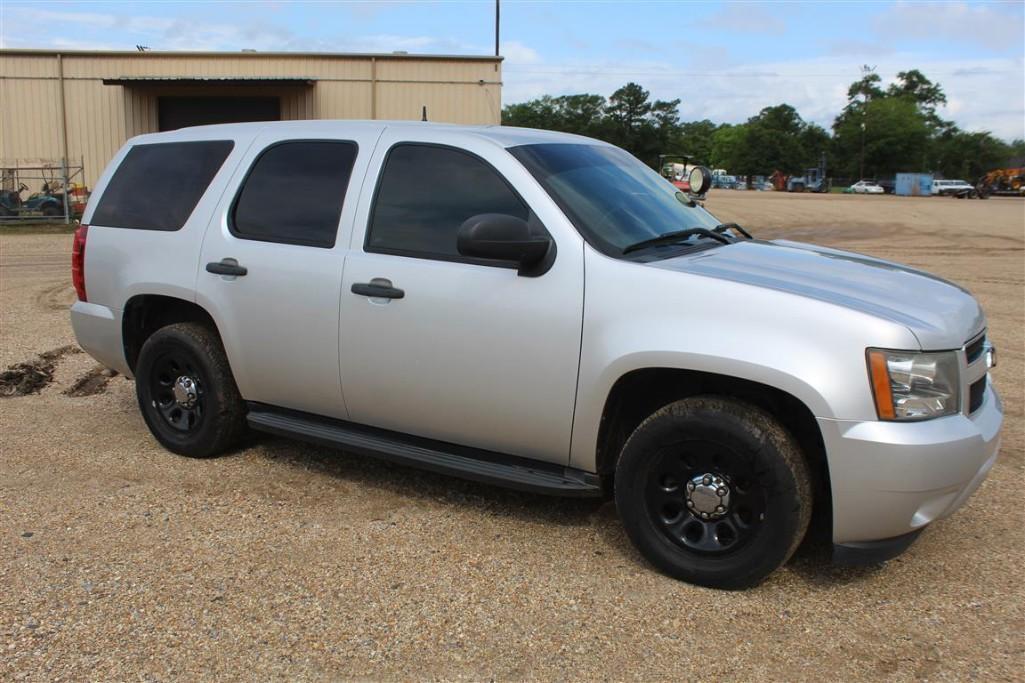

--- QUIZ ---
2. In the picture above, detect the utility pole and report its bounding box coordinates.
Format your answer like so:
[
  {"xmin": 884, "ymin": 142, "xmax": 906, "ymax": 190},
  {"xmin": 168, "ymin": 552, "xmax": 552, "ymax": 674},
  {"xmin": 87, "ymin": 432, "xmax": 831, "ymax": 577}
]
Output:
[
  {"xmin": 859, "ymin": 64, "xmax": 875, "ymax": 180},
  {"xmin": 495, "ymin": 0, "xmax": 500, "ymax": 57}
]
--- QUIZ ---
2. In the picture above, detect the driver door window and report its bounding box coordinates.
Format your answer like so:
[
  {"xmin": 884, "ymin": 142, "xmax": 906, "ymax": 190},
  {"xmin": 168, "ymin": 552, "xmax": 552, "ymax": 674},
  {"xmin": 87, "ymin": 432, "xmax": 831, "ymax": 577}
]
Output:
[{"xmin": 365, "ymin": 143, "xmax": 529, "ymax": 261}]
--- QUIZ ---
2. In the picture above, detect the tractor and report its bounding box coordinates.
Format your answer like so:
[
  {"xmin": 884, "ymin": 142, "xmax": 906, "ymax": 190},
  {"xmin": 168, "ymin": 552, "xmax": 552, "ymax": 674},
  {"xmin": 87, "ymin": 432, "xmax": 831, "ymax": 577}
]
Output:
[{"xmin": 976, "ymin": 168, "xmax": 1025, "ymax": 197}]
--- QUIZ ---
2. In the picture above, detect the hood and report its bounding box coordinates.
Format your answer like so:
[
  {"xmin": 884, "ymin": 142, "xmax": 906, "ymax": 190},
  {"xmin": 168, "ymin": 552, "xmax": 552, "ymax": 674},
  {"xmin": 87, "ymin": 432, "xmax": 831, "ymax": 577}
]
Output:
[{"xmin": 651, "ymin": 239, "xmax": 984, "ymax": 350}]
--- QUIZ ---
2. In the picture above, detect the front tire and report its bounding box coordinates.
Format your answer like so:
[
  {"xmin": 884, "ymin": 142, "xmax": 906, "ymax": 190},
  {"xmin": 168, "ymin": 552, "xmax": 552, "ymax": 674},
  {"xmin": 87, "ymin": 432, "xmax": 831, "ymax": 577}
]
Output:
[
  {"xmin": 135, "ymin": 322, "xmax": 246, "ymax": 458},
  {"xmin": 615, "ymin": 396, "xmax": 812, "ymax": 590}
]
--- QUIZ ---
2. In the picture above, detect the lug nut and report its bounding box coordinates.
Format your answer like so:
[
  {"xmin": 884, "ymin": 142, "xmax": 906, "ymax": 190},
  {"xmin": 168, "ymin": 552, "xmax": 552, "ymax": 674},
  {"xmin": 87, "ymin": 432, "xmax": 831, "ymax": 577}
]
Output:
[
  {"xmin": 717, "ymin": 487, "xmax": 727, "ymax": 496},
  {"xmin": 703, "ymin": 475, "xmax": 712, "ymax": 485}
]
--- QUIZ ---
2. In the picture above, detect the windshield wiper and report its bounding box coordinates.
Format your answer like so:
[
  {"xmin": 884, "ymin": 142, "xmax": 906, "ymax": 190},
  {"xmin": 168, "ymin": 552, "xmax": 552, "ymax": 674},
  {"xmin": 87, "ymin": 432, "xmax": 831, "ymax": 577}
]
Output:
[
  {"xmin": 622, "ymin": 227, "xmax": 731, "ymax": 255},
  {"xmin": 713, "ymin": 222, "xmax": 753, "ymax": 239}
]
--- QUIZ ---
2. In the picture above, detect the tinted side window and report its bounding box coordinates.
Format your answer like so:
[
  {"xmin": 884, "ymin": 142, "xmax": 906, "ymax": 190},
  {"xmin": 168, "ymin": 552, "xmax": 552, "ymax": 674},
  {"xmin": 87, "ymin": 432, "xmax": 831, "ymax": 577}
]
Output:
[
  {"xmin": 92, "ymin": 140, "xmax": 233, "ymax": 231},
  {"xmin": 232, "ymin": 141, "xmax": 357, "ymax": 248},
  {"xmin": 367, "ymin": 144, "xmax": 529, "ymax": 258}
]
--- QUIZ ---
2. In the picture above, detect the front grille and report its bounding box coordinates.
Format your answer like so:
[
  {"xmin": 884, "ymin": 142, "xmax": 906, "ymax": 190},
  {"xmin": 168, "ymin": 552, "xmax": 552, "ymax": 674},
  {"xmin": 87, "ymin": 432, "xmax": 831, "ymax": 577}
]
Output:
[
  {"xmin": 965, "ymin": 334, "xmax": 986, "ymax": 364},
  {"xmin": 968, "ymin": 378, "xmax": 986, "ymax": 413}
]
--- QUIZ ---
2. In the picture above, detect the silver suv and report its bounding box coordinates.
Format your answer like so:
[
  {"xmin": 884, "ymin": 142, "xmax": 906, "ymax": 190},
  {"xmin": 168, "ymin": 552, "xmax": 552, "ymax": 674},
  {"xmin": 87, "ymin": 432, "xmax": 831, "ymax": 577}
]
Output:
[{"xmin": 70, "ymin": 121, "xmax": 1002, "ymax": 589}]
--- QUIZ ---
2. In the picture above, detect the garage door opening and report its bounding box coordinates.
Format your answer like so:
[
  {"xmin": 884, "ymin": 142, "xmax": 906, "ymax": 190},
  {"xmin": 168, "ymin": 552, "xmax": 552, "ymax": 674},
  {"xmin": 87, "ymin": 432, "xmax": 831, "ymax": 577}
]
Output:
[{"xmin": 158, "ymin": 96, "xmax": 281, "ymax": 131}]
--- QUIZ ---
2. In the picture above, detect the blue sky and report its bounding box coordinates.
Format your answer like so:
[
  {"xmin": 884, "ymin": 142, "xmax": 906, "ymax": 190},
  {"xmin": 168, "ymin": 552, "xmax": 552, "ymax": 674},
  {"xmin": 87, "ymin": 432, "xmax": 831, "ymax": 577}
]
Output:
[{"xmin": 2, "ymin": 1, "xmax": 1023, "ymax": 139}]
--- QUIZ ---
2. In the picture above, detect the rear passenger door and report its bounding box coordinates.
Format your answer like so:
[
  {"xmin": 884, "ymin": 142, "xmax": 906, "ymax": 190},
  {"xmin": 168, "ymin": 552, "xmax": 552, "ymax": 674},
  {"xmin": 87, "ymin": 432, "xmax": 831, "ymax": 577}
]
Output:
[{"xmin": 196, "ymin": 130, "xmax": 379, "ymax": 419}]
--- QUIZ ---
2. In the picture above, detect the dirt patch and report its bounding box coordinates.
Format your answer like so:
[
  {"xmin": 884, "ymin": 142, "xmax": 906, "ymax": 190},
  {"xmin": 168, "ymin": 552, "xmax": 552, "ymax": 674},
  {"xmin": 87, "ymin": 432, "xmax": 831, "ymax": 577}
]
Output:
[
  {"xmin": 63, "ymin": 365, "xmax": 117, "ymax": 397},
  {"xmin": 0, "ymin": 345, "xmax": 79, "ymax": 397},
  {"xmin": 1, "ymin": 196, "xmax": 1023, "ymax": 681},
  {"xmin": 34, "ymin": 281, "xmax": 76, "ymax": 312}
]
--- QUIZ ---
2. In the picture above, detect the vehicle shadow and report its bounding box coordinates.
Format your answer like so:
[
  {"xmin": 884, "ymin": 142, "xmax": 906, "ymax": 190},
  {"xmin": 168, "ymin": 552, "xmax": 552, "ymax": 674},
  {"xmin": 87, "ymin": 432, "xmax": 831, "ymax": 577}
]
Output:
[
  {"xmin": 786, "ymin": 529, "xmax": 886, "ymax": 587},
  {"xmin": 250, "ymin": 435, "xmax": 871, "ymax": 585},
  {"xmin": 252, "ymin": 435, "xmax": 609, "ymax": 529}
]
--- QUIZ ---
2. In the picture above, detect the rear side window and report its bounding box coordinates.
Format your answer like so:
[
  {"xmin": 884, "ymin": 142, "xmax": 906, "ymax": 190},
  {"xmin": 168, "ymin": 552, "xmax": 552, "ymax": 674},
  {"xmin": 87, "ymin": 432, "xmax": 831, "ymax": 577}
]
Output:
[
  {"xmin": 91, "ymin": 140, "xmax": 234, "ymax": 231},
  {"xmin": 231, "ymin": 141, "xmax": 358, "ymax": 248},
  {"xmin": 366, "ymin": 144, "xmax": 529, "ymax": 259}
]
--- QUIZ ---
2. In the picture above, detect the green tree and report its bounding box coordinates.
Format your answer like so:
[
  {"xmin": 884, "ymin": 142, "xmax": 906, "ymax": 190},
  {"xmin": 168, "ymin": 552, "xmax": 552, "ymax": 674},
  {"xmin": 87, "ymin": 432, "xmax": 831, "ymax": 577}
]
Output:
[
  {"xmin": 709, "ymin": 124, "xmax": 750, "ymax": 173},
  {"xmin": 502, "ymin": 83, "xmax": 681, "ymax": 167},
  {"xmin": 502, "ymin": 96, "xmax": 560, "ymax": 130},
  {"xmin": 845, "ymin": 70, "xmax": 884, "ymax": 106},
  {"xmin": 550, "ymin": 94, "xmax": 606, "ymax": 136},
  {"xmin": 800, "ymin": 123, "xmax": 832, "ymax": 169},
  {"xmin": 887, "ymin": 70, "xmax": 947, "ymax": 114},
  {"xmin": 932, "ymin": 130, "xmax": 1012, "ymax": 180},
  {"xmin": 833, "ymin": 96, "xmax": 931, "ymax": 177},
  {"xmin": 675, "ymin": 119, "xmax": 720, "ymax": 166},
  {"xmin": 1003, "ymin": 139, "xmax": 1025, "ymax": 161},
  {"xmin": 720, "ymin": 105, "xmax": 826, "ymax": 175},
  {"xmin": 606, "ymin": 83, "xmax": 653, "ymax": 132}
]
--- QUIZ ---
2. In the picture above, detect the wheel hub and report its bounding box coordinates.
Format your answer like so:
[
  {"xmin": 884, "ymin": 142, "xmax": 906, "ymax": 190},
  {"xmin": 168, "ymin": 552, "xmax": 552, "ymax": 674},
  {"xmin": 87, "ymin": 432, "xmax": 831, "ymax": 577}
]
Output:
[
  {"xmin": 172, "ymin": 376, "xmax": 199, "ymax": 408},
  {"xmin": 686, "ymin": 473, "xmax": 730, "ymax": 519}
]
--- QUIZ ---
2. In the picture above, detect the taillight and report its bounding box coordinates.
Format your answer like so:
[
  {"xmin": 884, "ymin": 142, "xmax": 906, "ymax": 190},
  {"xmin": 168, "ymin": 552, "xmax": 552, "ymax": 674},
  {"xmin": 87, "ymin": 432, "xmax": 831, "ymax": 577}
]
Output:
[{"xmin": 72, "ymin": 224, "xmax": 88, "ymax": 302}]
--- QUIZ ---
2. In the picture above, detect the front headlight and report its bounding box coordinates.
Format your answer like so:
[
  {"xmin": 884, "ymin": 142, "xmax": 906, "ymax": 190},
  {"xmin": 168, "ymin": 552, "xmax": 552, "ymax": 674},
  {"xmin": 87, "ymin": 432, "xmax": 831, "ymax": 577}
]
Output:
[{"xmin": 867, "ymin": 349, "xmax": 960, "ymax": 420}]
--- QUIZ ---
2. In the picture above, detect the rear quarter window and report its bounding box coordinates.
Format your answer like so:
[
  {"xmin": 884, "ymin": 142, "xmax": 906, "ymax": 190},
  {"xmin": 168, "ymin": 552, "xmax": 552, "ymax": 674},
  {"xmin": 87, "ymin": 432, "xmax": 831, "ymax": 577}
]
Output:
[{"xmin": 91, "ymin": 140, "xmax": 234, "ymax": 231}]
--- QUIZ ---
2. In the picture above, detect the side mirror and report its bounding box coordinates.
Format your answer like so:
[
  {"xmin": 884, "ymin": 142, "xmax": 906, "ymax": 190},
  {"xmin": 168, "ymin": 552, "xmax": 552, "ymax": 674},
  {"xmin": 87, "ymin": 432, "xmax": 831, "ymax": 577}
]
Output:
[{"xmin": 456, "ymin": 213, "xmax": 554, "ymax": 276}]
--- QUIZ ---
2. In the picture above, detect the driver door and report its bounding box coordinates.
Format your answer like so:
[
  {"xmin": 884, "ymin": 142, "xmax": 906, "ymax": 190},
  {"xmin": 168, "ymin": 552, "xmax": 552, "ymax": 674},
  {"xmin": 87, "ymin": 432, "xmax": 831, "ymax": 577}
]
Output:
[{"xmin": 338, "ymin": 130, "xmax": 584, "ymax": 463}]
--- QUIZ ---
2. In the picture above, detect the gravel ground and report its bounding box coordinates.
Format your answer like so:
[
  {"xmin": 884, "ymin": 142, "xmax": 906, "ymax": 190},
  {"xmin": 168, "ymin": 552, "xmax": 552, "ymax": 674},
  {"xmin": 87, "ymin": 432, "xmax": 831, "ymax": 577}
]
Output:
[{"xmin": 1, "ymin": 193, "xmax": 1022, "ymax": 681}]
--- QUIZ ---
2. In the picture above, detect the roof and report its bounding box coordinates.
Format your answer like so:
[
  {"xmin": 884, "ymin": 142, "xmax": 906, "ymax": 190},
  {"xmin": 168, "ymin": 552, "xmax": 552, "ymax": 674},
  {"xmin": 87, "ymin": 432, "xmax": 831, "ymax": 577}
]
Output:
[
  {"xmin": 102, "ymin": 77, "xmax": 315, "ymax": 87},
  {"xmin": 130, "ymin": 120, "xmax": 603, "ymax": 149},
  {"xmin": 0, "ymin": 48, "xmax": 502, "ymax": 62}
]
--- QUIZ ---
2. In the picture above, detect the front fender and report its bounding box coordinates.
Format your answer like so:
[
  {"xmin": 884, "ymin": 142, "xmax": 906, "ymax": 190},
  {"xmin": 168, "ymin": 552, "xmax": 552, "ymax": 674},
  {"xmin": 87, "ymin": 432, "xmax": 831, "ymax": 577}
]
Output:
[{"xmin": 568, "ymin": 248, "xmax": 919, "ymax": 473}]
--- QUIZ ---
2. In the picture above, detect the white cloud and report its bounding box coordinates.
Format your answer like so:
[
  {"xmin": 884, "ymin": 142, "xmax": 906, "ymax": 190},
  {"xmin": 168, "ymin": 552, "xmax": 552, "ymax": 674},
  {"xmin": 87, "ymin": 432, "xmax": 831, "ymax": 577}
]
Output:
[
  {"xmin": 500, "ymin": 40, "xmax": 540, "ymax": 65},
  {"xmin": 503, "ymin": 53, "xmax": 1025, "ymax": 140},
  {"xmin": 699, "ymin": 3, "xmax": 786, "ymax": 36},
  {"xmin": 874, "ymin": 1, "xmax": 1024, "ymax": 54}
]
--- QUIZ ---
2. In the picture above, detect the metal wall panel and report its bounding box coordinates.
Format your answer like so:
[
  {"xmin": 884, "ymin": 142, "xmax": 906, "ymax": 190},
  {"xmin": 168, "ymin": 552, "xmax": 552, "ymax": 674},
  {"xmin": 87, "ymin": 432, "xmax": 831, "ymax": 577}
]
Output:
[{"xmin": 1, "ymin": 51, "xmax": 502, "ymax": 188}]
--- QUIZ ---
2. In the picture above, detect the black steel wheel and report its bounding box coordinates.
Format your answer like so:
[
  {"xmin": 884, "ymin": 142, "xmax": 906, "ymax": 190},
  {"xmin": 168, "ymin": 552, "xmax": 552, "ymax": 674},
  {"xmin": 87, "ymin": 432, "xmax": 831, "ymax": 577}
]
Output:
[
  {"xmin": 135, "ymin": 322, "xmax": 246, "ymax": 458},
  {"xmin": 645, "ymin": 441, "xmax": 767, "ymax": 556},
  {"xmin": 615, "ymin": 396, "xmax": 812, "ymax": 590},
  {"xmin": 149, "ymin": 350, "xmax": 206, "ymax": 433}
]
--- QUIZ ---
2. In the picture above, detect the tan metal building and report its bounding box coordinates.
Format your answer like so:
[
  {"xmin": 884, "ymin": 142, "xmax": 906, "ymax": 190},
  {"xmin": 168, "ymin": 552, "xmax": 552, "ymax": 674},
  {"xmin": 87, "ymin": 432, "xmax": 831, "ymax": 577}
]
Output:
[{"xmin": 0, "ymin": 49, "xmax": 503, "ymax": 188}]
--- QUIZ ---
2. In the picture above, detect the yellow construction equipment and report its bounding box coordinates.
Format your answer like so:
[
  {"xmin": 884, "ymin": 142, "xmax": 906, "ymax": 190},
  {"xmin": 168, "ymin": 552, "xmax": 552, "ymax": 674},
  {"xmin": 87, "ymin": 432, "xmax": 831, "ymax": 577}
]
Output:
[{"xmin": 977, "ymin": 168, "xmax": 1025, "ymax": 196}]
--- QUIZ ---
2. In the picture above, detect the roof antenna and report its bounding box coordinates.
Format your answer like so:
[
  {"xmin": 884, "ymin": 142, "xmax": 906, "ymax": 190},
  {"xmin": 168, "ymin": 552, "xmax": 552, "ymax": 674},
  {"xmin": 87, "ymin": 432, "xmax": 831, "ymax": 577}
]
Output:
[{"xmin": 421, "ymin": 105, "xmax": 428, "ymax": 122}]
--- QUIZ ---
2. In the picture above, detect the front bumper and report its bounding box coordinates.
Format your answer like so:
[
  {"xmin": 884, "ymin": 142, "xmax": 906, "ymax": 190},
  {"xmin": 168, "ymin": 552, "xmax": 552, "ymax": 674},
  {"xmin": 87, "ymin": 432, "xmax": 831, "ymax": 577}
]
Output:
[{"xmin": 819, "ymin": 381, "xmax": 1002, "ymax": 551}]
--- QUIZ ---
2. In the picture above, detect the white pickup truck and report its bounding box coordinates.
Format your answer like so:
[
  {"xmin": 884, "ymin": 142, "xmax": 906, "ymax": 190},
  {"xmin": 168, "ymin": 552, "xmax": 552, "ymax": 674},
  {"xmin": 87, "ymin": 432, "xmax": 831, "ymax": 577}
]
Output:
[{"xmin": 70, "ymin": 121, "xmax": 1001, "ymax": 589}]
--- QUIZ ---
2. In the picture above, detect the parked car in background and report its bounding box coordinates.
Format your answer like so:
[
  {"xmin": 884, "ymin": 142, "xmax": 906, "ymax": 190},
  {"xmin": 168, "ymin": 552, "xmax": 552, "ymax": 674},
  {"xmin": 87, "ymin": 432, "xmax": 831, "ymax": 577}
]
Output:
[
  {"xmin": 71, "ymin": 121, "xmax": 1002, "ymax": 590},
  {"xmin": 847, "ymin": 180, "xmax": 885, "ymax": 194},
  {"xmin": 932, "ymin": 179, "xmax": 974, "ymax": 196},
  {"xmin": 876, "ymin": 179, "xmax": 896, "ymax": 194},
  {"xmin": 712, "ymin": 174, "xmax": 737, "ymax": 190},
  {"xmin": 749, "ymin": 175, "xmax": 773, "ymax": 191}
]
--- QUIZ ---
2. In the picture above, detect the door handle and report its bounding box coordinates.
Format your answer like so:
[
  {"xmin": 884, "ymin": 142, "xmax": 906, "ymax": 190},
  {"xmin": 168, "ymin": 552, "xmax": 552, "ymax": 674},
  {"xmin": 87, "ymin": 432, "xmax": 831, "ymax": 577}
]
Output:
[
  {"xmin": 206, "ymin": 258, "xmax": 247, "ymax": 277},
  {"xmin": 351, "ymin": 278, "xmax": 404, "ymax": 299}
]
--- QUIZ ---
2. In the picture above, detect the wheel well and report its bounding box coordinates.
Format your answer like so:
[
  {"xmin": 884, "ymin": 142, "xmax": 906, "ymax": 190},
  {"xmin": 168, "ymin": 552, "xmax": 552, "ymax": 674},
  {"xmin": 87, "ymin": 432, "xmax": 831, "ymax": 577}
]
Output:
[
  {"xmin": 596, "ymin": 368, "xmax": 831, "ymax": 525},
  {"xmin": 122, "ymin": 295, "xmax": 220, "ymax": 373}
]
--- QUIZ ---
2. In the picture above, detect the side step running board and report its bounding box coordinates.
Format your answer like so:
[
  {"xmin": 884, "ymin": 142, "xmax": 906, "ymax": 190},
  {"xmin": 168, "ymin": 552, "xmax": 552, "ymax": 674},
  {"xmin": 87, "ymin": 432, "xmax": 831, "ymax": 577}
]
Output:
[{"xmin": 246, "ymin": 404, "xmax": 603, "ymax": 497}]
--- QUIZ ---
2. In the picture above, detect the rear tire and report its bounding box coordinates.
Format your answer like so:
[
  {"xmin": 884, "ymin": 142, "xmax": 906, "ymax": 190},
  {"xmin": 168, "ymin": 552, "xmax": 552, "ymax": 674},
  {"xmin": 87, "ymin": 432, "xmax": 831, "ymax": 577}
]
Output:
[
  {"xmin": 615, "ymin": 396, "xmax": 812, "ymax": 590},
  {"xmin": 135, "ymin": 322, "xmax": 246, "ymax": 458}
]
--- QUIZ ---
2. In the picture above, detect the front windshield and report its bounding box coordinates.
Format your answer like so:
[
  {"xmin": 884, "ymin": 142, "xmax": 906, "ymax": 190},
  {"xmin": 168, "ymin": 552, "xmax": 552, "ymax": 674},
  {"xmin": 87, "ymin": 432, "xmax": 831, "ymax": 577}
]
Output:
[{"xmin": 509, "ymin": 143, "xmax": 720, "ymax": 257}]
